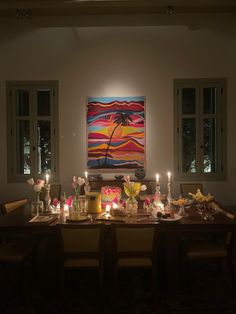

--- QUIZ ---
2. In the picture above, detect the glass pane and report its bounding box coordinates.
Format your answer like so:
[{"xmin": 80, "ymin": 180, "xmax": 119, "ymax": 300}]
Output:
[
  {"xmin": 37, "ymin": 120, "xmax": 51, "ymax": 174},
  {"xmin": 37, "ymin": 90, "xmax": 50, "ymax": 116},
  {"xmin": 182, "ymin": 88, "xmax": 195, "ymax": 114},
  {"xmin": 16, "ymin": 120, "xmax": 30, "ymax": 174},
  {"xmin": 15, "ymin": 90, "xmax": 29, "ymax": 116},
  {"xmin": 182, "ymin": 118, "xmax": 196, "ymax": 173},
  {"xmin": 203, "ymin": 118, "xmax": 216, "ymax": 173},
  {"xmin": 203, "ymin": 87, "xmax": 216, "ymax": 114}
]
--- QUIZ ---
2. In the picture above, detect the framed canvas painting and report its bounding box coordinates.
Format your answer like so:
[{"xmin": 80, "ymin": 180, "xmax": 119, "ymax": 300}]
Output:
[{"xmin": 87, "ymin": 96, "xmax": 145, "ymax": 171}]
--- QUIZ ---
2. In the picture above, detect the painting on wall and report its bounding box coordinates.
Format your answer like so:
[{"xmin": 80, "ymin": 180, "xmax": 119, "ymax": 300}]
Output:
[{"xmin": 87, "ymin": 96, "xmax": 145, "ymax": 170}]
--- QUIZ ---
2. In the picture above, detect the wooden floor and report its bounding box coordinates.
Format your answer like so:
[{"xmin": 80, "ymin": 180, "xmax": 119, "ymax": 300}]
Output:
[{"xmin": 1, "ymin": 261, "xmax": 236, "ymax": 314}]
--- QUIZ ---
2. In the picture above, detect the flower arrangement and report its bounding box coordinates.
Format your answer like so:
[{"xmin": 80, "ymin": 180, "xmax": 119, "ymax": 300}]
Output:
[
  {"xmin": 71, "ymin": 176, "xmax": 85, "ymax": 211},
  {"xmin": 123, "ymin": 176, "xmax": 146, "ymax": 215},
  {"xmin": 101, "ymin": 186, "xmax": 121, "ymax": 209},
  {"xmin": 144, "ymin": 194, "xmax": 158, "ymax": 209},
  {"xmin": 123, "ymin": 175, "xmax": 146, "ymax": 199},
  {"xmin": 27, "ymin": 178, "xmax": 45, "ymax": 201}
]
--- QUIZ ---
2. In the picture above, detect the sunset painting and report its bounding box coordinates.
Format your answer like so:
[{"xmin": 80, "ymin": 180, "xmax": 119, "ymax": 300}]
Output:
[{"xmin": 87, "ymin": 96, "xmax": 145, "ymax": 170}]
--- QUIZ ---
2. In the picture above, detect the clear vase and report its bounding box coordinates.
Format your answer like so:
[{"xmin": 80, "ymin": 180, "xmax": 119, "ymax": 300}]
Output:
[
  {"xmin": 31, "ymin": 192, "xmax": 44, "ymax": 216},
  {"xmin": 126, "ymin": 196, "xmax": 138, "ymax": 216},
  {"xmin": 72, "ymin": 195, "xmax": 81, "ymax": 212}
]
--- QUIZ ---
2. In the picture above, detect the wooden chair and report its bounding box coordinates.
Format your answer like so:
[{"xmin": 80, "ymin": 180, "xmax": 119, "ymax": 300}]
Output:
[
  {"xmin": 112, "ymin": 224, "xmax": 158, "ymax": 294},
  {"xmin": 0, "ymin": 198, "xmax": 28, "ymax": 215},
  {"xmin": 57, "ymin": 223, "xmax": 105, "ymax": 296},
  {"xmin": 40, "ymin": 184, "xmax": 61, "ymax": 201},
  {"xmin": 180, "ymin": 183, "xmax": 203, "ymax": 198},
  {"xmin": 0, "ymin": 198, "xmax": 39, "ymax": 301},
  {"xmin": 180, "ymin": 231, "xmax": 235, "ymax": 292}
]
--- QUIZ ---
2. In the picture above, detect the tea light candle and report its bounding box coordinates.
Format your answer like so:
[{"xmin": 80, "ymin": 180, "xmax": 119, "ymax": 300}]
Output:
[
  {"xmin": 63, "ymin": 204, "xmax": 69, "ymax": 213},
  {"xmin": 112, "ymin": 202, "xmax": 118, "ymax": 209},
  {"xmin": 105, "ymin": 204, "xmax": 111, "ymax": 217}
]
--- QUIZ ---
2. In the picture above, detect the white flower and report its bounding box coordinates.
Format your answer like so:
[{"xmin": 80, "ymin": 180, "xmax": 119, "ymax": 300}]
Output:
[
  {"xmin": 77, "ymin": 177, "xmax": 85, "ymax": 186},
  {"xmin": 140, "ymin": 184, "xmax": 147, "ymax": 191},
  {"xmin": 34, "ymin": 184, "xmax": 42, "ymax": 192},
  {"xmin": 27, "ymin": 178, "xmax": 34, "ymax": 185}
]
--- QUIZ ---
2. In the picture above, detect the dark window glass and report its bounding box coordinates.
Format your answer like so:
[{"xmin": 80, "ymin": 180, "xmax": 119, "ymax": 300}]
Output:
[
  {"xmin": 203, "ymin": 118, "xmax": 216, "ymax": 173},
  {"xmin": 37, "ymin": 120, "xmax": 51, "ymax": 174},
  {"xmin": 16, "ymin": 120, "xmax": 30, "ymax": 174},
  {"xmin": 15, "ymin": 90, "xmax": 29, "ymax": 116},
  {"xmin": 182, "ymin": 118, "xmax": 196, "ymax": 173},
  {"xmin": 37, "ymin": 90, "xmax": 50, "ymax": 116},
  {"xmin": 203, "ymin": 87, "xmax": 216, "ymax": 114},
  {"xmin": 182, "ymin": 88, "xmax": 195, "ymax": 114}
]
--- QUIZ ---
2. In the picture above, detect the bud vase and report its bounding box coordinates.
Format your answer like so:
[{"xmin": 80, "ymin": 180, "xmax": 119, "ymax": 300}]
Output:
[{"xmin": 31, "ymin": 192, "xmax": 44, "ymax": 216}]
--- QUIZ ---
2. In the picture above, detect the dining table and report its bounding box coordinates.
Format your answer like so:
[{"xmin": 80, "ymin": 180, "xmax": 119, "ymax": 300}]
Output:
[{"xmin": 0, "ymin": 202, "xmax": 235, "ymax": 293}]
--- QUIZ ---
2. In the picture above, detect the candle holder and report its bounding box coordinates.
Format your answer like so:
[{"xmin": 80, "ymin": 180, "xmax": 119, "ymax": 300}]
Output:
[
  {"xmin": 167, "ymin": 181, "xmax": 172, "ymax": 211},
  {"xmin": 154, "ymin": 182, "xmax": 164, "ymax": 212},
  {"xmin": 44, "ymin": 183, "xmax": 51, "ymax": 212},
  {"xmin": 84, "ymin": 181, "xmax": 91, "ymax": 194}
]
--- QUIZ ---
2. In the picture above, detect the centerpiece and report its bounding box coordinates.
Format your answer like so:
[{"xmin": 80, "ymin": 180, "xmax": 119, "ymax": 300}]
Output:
[
  {"xmin": 71, "ymin": 176, "xmax": 86, "ymax": 213},
  {"xmin": 123, "ymin": 175, "xmax": 146, "ymax": 215},
  {"xmin": 27, "ymin": 178, "xmax": 45, "ymax": 215}
]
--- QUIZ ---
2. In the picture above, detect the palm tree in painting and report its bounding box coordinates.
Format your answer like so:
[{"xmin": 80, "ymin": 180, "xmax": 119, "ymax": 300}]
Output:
[{"xmin": 104, "ymin": 112, "xmax": 132, "ymax": 166}]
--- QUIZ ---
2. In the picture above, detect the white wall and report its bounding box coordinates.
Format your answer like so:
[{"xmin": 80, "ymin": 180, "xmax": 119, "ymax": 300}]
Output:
[{"xmin": 0, "ymin": 19, "xmax": 235, "ymax": 205}]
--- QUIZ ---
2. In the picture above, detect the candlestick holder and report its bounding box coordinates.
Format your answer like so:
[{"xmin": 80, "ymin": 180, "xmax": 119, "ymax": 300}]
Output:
[
  {"xmin": 154, "ymin": 182, "xmax": 164, "ymax": 213},
  {"xmin": 167, "ymin": 181, "xmax": 172, "ymax": 211},
  {"xmin": 84, "ymin": 181, "xmax": 91, "ymax": 194},
  {"xmin": 44, "ymin": 183, "xmax": 51, "ymax": 212}
]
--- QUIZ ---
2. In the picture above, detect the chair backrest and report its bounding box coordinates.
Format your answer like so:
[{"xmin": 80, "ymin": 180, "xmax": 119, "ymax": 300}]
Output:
[
  {"xmin": 1, "ymin": 198, "xmax": 28, "ymax": 215},
  {"xmin": 57, "ymin": 223, "xmax": 104, "ymax": 261},
  {"xmin": 40, "ymin": 184, "xmax": 61, "ymax": 201},
  {"xmin": 180, "ymin": 183, "xmax": 203, "ymax": 198},
  {"xmin": 112, "ymin": 224, "xmax": 157, "ymax": 259}
]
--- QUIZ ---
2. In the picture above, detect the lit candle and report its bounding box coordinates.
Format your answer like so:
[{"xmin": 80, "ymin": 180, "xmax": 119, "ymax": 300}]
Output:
[
  {"xmin": 156, "ymin": 173, "xmax": 160, "ymax": 183},
  {"xmin": 105, "ymin": 204, "xmax": 111, "ymax": 216},
  {"xmin": 45, "ymin": 174, "xmax": 49, "ymax": 184},
  {"xmin": 85, "ymin": 171, "xmax": 88, "ymax": 179},
  {"xmin": 112, "ymin": 202, "xmax": 118, "ymax": 209},
  {"xmin": 63, "ymin": 204, "xmax": 69, "ymax": 213},
  {"xmin": 167, "ymin": 171, "xmax": 171, "ymax": 182}
]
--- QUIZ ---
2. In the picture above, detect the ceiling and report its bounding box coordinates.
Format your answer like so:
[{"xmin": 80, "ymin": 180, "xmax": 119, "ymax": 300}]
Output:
[{"xmin": 0, "ymin": 0, "xmax": 236, "ymax": 19}]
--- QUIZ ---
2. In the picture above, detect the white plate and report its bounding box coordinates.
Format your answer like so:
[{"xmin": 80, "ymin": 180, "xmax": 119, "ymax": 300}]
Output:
[{"xmin": 160, "ymin": 214, "xmax": 182, "ymax": 222}]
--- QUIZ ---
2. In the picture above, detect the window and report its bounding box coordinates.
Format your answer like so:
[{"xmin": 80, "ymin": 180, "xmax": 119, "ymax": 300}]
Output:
[
  {"xmin": 174, "ymin": 78, "xmax": 226, "ymax": 181},
  {"xmin": 7, "ymin": 81, "xmax": 59, "ymax": 182}
]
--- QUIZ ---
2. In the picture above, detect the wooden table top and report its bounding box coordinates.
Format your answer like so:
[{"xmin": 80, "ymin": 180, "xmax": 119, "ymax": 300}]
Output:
[{"xmin": 0, "ymin": 204, "xmax": 235, "ymax": 233}]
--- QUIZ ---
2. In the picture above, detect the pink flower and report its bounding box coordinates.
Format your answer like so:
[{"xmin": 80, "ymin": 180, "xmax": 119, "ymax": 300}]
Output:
[
  {"xmin": 33, "ymin": 179, "xmax": 45, "ymax": 192},
  {"xmin": 113, "ymin": 197, "xmax": 119, "ymax": 204},
  {"xmin": 52, "ymin": 198, "xmax": 60, "ymax": 207},
  {"xmin": 66, "ymin": 195, "xmax": 74, "ymax": 206},
  {"xmin": 144, "ymin": 198, "xmax": 151, "ymax": 206}
]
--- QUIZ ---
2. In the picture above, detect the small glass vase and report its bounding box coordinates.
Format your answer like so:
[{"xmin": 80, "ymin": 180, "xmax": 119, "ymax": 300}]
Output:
[
  {"xmin": 31, "ymin": 192, "xmax": 44, "ymax": 216},
  {"xmin": 72, "ymin": 195, "xmax": 81, "ymax": 213},
  {"xmin": 126, "ymin": 196, "xmax": 138, "ymax": 216}
]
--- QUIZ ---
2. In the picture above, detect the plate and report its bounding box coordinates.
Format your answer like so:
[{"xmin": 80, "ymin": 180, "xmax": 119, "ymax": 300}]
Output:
[{"xmin": 160, "ymin": 214, "xmax": 182, "ymax": 222}]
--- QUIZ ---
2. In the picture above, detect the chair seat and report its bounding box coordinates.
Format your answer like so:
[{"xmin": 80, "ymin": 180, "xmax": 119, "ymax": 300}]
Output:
[
  {"xmin": 64, "ymin": 258, "xmax": 99, "ymax": 268},
  {"xmin": 0, "ymin": 241, "xmax": 34, "ymax": 263},
  {"xmin": 117, "ymin": 257, "xmax": 152, "ymax": 267},
  {"xmin": 185, "ymin": 242, "xmax": 227, "ymax": 259}
]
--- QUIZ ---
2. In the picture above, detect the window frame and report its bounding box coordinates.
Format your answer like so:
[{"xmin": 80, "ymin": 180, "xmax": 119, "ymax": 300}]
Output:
[
  {"xmin": 6, "ymin": 80, "xmax": 59, "ymax": 183},
  {"xmin": 174, "ymin": 78, "xmax": 227, "ymax": 181}
]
